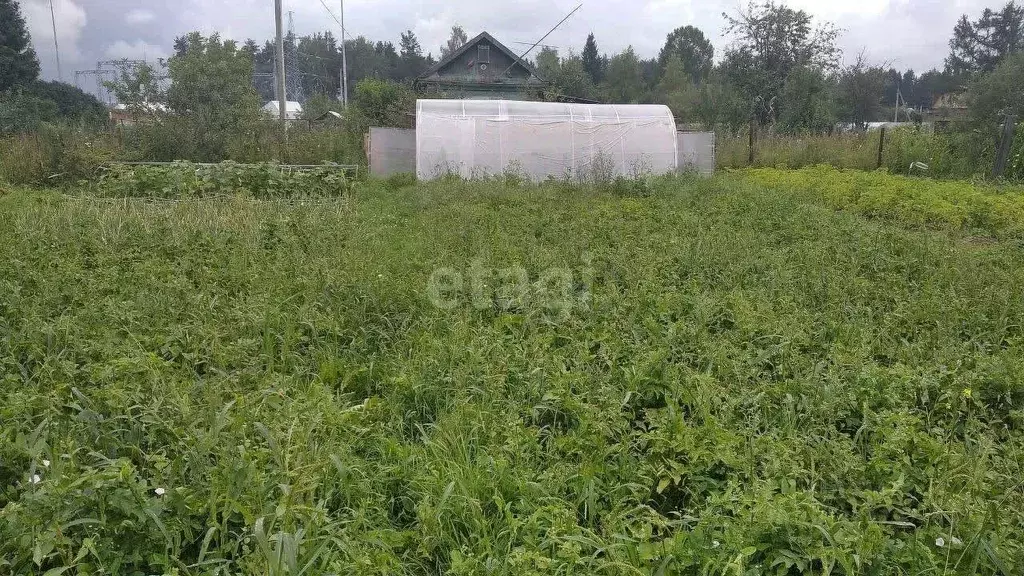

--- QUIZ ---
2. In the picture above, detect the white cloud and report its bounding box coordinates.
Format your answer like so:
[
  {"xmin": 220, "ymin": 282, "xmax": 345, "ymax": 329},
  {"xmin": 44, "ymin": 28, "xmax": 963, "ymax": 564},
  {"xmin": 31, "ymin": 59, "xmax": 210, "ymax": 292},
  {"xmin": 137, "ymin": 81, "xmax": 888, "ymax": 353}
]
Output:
[
  {"xmin": 104, "ymin": 40, "xmax": 167, "ymax": 62},
  {"xmin": 21, "ymin": 0, "xmax": 88, "ymax": 79},
  {"xmin": 125, "ymin": 9, "xmax": 156, "ymax": 25}
]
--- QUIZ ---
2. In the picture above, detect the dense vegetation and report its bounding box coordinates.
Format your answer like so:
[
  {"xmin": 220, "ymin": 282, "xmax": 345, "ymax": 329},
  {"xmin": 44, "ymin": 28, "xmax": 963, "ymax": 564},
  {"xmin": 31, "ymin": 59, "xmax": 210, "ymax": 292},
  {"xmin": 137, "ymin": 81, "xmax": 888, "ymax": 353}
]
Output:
[
  {"xmin": 744, "ymin": 166, "xmax": 1024, "ymax": 239},
  {"xmin": 90, "ymin": 162, "xmax": 352, "ymax": 199},
  {"xmin": 2, "ymin": 171, "xmax": 1023, "ymax": 574},
  {"xmin": 718, "ymin": 126, "xmax": 1024, "ymax": 181}
]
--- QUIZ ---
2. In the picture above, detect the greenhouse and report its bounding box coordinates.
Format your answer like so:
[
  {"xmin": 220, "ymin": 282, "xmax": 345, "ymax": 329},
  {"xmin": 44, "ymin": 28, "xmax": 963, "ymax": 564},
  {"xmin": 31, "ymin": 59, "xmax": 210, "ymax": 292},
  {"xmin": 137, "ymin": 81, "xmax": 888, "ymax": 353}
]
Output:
[{"xmin": 416, "ymin": 99, "xmax": 679, "ymax": 181}]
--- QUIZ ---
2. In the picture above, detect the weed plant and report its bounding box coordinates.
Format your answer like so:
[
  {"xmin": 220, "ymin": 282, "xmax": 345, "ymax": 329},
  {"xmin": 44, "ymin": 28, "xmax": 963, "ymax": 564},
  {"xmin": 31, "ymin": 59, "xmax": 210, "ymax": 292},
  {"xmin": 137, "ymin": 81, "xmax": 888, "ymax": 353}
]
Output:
[
  {"xmin": 743, "ymin": 166, "xmax": 1024, "ymax": 240},
  {"xmin": 1, "ymin": 174, "xmax": 1023, "ymax": 574}
]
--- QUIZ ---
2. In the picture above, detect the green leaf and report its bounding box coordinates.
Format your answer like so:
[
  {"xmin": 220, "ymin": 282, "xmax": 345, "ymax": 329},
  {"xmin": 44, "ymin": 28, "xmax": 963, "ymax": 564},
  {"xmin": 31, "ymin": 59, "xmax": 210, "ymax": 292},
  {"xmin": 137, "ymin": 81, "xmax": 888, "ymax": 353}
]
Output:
[{"xmin": 656, "ymin": 477, "xmax": 671, "ymax": 494}]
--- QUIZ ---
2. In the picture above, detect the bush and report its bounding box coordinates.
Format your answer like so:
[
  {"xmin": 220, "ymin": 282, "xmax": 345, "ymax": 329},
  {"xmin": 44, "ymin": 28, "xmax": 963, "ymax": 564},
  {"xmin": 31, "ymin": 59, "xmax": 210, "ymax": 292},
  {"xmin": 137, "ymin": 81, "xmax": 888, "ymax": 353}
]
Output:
[
  {"xmin": 884, "ymin": 127, "xmax": 992, "ymax": 179},
  {"xmin": 0, "ymin": 125, "xmax": 118, "ymax": 186},
  {"xmin": 90, "ymin": 161, "xmax": 351, "ymax": 199},
  {"xmin": 0, "ymin": 91, "xmax": 58, "ymax": 135}
]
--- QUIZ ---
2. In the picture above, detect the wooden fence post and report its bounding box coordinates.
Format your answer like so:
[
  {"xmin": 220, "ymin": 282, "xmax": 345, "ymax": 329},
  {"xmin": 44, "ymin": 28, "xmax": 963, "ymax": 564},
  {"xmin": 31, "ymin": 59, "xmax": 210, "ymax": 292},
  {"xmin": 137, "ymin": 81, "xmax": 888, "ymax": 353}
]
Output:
[
  {"xmin": 876, "ymin": 126, "xmax": 886, "ymax": 169},
  {"xmin": 993, "ymin": 115, "xmax": 1017, "ymax": 179}
]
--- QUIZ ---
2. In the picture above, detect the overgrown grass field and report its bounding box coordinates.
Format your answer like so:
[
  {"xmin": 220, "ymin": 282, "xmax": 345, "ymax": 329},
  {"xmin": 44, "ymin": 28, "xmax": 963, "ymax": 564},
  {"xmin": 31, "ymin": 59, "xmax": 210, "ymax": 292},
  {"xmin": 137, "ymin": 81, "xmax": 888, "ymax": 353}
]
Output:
[{"xmin": 2, "ymin": 171, "xmax": 1024, "ymax": 574}]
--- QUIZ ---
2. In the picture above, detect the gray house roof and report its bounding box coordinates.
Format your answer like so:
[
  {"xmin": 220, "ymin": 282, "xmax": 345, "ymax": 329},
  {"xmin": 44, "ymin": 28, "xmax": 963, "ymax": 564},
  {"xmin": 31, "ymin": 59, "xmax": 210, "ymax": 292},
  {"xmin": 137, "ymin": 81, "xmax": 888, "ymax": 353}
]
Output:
[{"xmin": 417, "ymin": 31, "xmax": 543, "ymax": 83}]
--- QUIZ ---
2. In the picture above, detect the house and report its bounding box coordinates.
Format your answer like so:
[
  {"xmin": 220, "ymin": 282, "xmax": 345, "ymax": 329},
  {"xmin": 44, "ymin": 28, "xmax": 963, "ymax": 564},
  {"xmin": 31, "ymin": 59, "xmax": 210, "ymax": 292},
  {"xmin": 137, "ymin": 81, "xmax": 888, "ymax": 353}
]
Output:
[
  {"xmin": 416, "ymin": 32, "xmax": 547, "ymax": 100},
  {"xmin": 109, "ymin": 102, "xmax": 168, "ymax": 125},
  {"xmin": 262, "ymin": 100, "xmax": 304, "ymax": 121},
  {"xmin": 925, "ymin": 92, "xmax": 969, "ymax": 129}
]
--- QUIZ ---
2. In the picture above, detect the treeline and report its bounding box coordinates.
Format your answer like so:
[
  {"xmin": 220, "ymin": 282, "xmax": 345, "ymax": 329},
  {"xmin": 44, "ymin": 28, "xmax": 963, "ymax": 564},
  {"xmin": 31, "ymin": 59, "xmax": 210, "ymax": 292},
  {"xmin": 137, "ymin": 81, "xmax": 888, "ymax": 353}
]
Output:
[
  {"xmin": 3, "ymin": 0, "xmax": 1024, "ymax": 159},
  {"xmin": 0, "ymin": 0, "xmax": 108, "ymax": 133},
  {"xmin": 531, "ymin": 1, "xmax": 1023, "ymax": 133},
  {"xmin": 213, "ymin": 1, "xmax": 1024, "ymax": 134}
]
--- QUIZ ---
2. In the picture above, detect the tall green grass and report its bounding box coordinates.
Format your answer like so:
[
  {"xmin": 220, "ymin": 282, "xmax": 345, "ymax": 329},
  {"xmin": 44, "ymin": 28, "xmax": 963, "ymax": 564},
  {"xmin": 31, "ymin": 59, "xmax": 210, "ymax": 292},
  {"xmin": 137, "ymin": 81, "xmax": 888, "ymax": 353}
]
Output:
[
  {"xmin": 718, "ymin": 132, "xmax": 881, "ymax": 171},
  {"xmin": 718, "ymin": 127, "xmax": 1015, "ymax": 181},
  {"xmin": 1, "ymin": 175, "xmax": 1023, "ymax": 574}
]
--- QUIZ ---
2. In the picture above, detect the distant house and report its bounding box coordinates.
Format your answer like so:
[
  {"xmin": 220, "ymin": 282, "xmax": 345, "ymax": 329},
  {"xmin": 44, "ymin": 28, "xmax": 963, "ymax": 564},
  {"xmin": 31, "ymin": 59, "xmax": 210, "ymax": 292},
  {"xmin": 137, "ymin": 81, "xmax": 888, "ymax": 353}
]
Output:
[
  {"xmin": 416, "ymin": 32, "xmax": 547, "ymax": 100},
  {"xmin": 925, "ymin": 92, "xmax": 969, "ymax": 128},
  {"xmin": 109, "ymin": 102, "xmax": 168, "ymax": 125},
  {"xmin": 262, "ymin": 100, "xmax": 304, "ymax": 121}
]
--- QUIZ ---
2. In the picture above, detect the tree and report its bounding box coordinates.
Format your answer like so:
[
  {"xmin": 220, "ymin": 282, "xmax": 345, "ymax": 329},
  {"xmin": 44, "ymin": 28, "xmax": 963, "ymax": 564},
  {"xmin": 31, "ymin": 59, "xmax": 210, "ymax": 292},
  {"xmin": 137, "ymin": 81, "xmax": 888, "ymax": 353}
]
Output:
[
  {"xmin": 535, "ymin": 46, "xmax": 560, "ymax": 84},
  {"xmin": 722, "ymin": 1, "xmax": 841, "ymax": 123},
  {"xmin": 104, "ymin": 62, "xmax": 163, "ymax": 118},
  {"xmin": 242, "ymin": 39, "xmax": 260, "ymax": 61},
  {"xmin": 603, "ymin": 46, "xmax": 644, "ymax": 103},
  {"xmin": 0, "ymin": 0, "xmax": 40, "ymax": 92},
  {"xmin": 298, "ymin": 32, "xmax": 340, "ymax": 98},
  {"xmin": 550, "ymin": 52, "xmax": 592, "ymax": 100},
  {"xmin": 658, "ymin": 26, "xmax": 714, "ymax": 83},
  {"xmin": 353, "ymin": 78, "xmax": 415, "ymax": 128},
  {"xmin": 344, "ymin": 36, "xmax": 393, "ymax": 87},
  {"xmin": 778, "ymin": 66, "xmax": 834, "ymax": 133},
  {"xmin": 440, "ymin": 25, "xmax": 468, "ymax": 59},
  {"xmin": 656, "ymin": 55, "xmax": 700, "ymax": 120},
  {"xmin": 375, "ymin": 40, "xmax": 401, "ymax": 80},
  {"xmin": 657, "ymin": 55, "xmax": 691, "ymax": 96},
  {"xmin": 691, "ymin": 78, "xmax": 751, "ymax": 132},
  {"xmin": 835, "ymin": 55, "xmax": 887, "ymax": 127},
  {"xmin": 0, "ymin": 91, "xmax": 57, "ymax": 134},
  {"xmin": 582, "ymin": 33, "xmax": 603, "ymax": 84},
  {"xmin": 399, "ymin": 30, "xmax": 426, "ymax": 79},
  {"xmin": 166, "ymin": 32, "xmax": 262, "ymax": 158},
  {"xmin": 967, "ymin": 51, "xmax": 1024, "ymax": 122},
  {"xmin": 28, "ymin": 80, "xmax": 106, "ymax": 123},
  {"xmin": 912, "ymin": 69, "xmax": 959, "ymax": 109},
  {"xmin": 946, "ymin": 2, "xmax": 1024, "ymax": 76}
]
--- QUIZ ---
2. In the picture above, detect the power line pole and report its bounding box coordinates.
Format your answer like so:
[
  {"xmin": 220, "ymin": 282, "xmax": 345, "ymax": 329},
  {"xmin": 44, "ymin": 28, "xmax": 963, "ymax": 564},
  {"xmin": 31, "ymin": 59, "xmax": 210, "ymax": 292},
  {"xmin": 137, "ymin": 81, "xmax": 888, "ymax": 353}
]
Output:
[
  {"xmin": 340, "ymin": 0, "xmax": 348, "ymax": 107},
  {"xmin": 49, "ymin": 0, "xmax": 62, "ymax": 81},
  {"xmin": 286, "ymin": 11, "xmax": 304, "ymax": 102},
  {"xmin": 274, "ymin": 0, "xmax": 287, "ymax": 124}
]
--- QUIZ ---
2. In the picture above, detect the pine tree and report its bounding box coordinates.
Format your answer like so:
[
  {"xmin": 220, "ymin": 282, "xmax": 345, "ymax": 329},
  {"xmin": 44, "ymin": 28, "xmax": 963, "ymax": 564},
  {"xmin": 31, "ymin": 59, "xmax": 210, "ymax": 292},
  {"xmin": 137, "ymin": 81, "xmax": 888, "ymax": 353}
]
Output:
[
  {"xmin": 0, "ymin": 0, "xmax": 41, "ymax": 92},
  {"xmin": 582, "ymin": 33, "xmax": 602, "ymax": 84},
  {"xmin": 399, "ymin": 30, "xmax": 425, "ymax": 79},
  {"xmin": 946, "ymin": 2, "xmax": 1024, "ymax": 76}
]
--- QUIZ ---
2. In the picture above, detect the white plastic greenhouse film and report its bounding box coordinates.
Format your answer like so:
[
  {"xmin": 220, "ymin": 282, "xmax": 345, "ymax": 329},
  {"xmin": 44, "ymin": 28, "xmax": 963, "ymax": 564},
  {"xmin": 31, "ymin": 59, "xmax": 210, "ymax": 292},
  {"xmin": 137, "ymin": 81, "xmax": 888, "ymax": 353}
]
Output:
[{"xmin": 416, "ymin": 100, "xmax": 679, "ymax": 181}]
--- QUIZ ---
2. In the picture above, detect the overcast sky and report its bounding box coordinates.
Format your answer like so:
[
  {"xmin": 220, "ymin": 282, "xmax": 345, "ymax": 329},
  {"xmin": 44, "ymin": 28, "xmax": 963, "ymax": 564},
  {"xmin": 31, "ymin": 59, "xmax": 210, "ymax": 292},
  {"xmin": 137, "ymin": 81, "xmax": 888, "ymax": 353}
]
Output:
[{"xmin": 22, "ymin": 0, "xmax": 990, "ymax": 85}]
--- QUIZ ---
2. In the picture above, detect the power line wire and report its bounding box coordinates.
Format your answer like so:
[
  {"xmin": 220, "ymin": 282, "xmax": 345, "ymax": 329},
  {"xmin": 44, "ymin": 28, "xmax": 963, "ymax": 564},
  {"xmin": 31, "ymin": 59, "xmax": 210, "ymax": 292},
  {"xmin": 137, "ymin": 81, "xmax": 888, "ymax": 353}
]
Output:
[{"xmin": 316, "ymin": 0, "xmax": 353, "ymax": 38}]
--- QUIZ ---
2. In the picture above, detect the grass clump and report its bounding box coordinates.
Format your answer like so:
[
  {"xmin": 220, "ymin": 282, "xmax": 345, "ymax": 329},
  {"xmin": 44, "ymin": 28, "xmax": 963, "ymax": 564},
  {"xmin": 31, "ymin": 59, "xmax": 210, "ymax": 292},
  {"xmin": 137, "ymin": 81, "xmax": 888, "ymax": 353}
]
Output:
[{"xmin": 1, "ymin": 173, "xmax": 1023, "ymax": 574}]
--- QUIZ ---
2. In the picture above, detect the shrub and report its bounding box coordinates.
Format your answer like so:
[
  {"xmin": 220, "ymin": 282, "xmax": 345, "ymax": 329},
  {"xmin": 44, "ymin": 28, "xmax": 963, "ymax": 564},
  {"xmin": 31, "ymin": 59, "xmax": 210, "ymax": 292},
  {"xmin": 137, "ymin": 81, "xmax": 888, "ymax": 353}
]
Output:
[
  {"xmin": 90, "ymin": 161, "xmax": 351, "ymax": 199},
  {"xmin": 0, "ymin": 125, "xmax": 118, "ymax": 186}
]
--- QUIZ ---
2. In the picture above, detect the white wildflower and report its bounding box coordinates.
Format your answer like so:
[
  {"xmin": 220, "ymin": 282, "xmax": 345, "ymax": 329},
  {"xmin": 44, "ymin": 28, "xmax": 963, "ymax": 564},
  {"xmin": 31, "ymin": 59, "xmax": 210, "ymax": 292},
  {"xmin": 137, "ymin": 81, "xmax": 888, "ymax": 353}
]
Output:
[
  {"xmin": 42, "ymin": 460, "xmax": 50, "ymax": 467},
  {"xmin": 712, "ymin": 540, "xmax": 720, "ymax": 548},
  {"xmin": 154, "ymin": 487, "xmax": 166, "ymax": 496},
  {"xmin": 31, "ymin": 474, "xmax": 41, "ymax": 484},
  {"xmin": 935, "ymin": 537, "xmax": 945, "ymax": 547}
]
